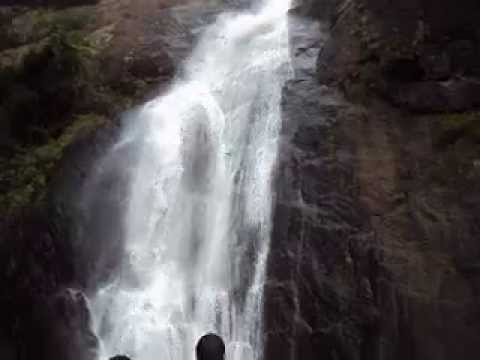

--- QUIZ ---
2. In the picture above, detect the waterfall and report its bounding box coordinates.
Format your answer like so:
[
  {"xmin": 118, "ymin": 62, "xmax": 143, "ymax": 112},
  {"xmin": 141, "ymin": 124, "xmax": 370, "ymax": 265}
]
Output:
[{"xmin": 90, "ymin": 1, "xmax": 292, "ymax": 359}]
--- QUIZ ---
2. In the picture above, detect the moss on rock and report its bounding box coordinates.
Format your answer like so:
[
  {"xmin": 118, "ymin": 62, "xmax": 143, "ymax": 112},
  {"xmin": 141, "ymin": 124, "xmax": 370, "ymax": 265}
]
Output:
[
  {"xmin": 437, "ymin": 112, "xmax": 480, "ymax": 146},
  {"xmin": 0, "ymin": 113, "xmax": 106, "ymax": 214},
  {"xmin": 0, "ymin": 6, "xmax": 99, "ymax": 146}
]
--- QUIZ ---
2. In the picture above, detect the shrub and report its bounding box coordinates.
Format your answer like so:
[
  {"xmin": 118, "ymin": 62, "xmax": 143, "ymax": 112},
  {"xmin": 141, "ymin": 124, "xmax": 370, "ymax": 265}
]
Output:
[{"xmin": 0, "ymin": 113, "xmax": 106, "ymax": 214}]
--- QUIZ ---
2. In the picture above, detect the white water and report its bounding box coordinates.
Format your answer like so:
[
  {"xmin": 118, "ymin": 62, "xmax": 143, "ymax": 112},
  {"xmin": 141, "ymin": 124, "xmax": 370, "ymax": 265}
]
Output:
[{"xmin": 91, "ymin": 1, "xmax": 292, "ymax": 360}]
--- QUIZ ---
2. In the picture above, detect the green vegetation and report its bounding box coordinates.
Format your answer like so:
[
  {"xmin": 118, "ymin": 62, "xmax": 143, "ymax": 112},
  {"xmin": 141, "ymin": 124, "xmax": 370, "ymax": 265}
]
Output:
[
  {"xmin": 0, "ymin": 114, "xmax": 106, "ymax": 214},
  {"xmin": 427, "ymin": 112, "xmax": 480, "ymax": 185},
  {"xmin": 32, "ymin": 7, "xmax": 94, "ymax": 33},
  {"xmin": 0, "ymin": 6, "xmax": 96, "ymax": 56},
  {"xmin": 0, "ymin": 6, "xmax": 133, "ymax": 216},
  {"xmin": 437, "ymin": 112, "xmax": 480, "ymax": 146},
  {"xmin": 0, "ymin": 6, "xmax": 97, "ymax": 143},
  {"xmin": 0, "ymin": 7, "xmax": 104, "ymax": 215},
  {"xmin": 42, "ymin": 8, "xmax": 97, "ymax": 57}
]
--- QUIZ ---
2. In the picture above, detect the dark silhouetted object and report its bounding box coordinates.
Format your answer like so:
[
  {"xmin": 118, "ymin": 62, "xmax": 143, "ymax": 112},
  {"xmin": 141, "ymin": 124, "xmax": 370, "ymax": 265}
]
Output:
[
  {"xmin": 196, "ymin": 333, "xmax": 226, "ymax": 360},
  {"xmin": 110, "ymin": 356, "xmax": 131, "ymax": 360}
]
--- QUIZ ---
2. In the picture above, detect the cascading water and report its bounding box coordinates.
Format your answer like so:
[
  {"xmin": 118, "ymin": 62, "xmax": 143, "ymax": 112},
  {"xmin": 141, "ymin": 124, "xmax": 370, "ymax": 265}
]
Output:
[{"xmin": 91, "ymin": 1, "xmax": 292, "ymax": 360}]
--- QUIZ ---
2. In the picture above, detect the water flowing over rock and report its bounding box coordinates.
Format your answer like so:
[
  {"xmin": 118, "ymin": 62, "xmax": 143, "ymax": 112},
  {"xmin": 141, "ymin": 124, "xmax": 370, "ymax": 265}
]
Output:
[
  {"xmin": 86, "ymin": 1, "xmax": 293, "ymax": 360},
  {"xmin": 265, "ymin": 1, "xmax": 480, "ymax": 360},
  {"xmin": 1, "ymin": 1, "xmax": 480, "ymax": 359}
]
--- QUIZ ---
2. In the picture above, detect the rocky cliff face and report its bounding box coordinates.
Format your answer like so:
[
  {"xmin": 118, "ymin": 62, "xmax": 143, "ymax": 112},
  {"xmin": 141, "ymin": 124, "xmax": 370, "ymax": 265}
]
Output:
[
  {"xmin": 1, "ymin": 0, "xmax": 480, "ymax": 359},
  {"xmin": 265, "ymin": 1, "xmax": 480, "ymax": 359},
  {"xmin": 0, "ymin": 1, "xmax": 222, "ymax": 359}
]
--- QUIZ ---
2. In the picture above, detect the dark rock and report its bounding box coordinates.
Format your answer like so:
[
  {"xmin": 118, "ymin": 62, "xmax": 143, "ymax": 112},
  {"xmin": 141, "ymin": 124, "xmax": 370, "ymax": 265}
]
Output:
[
  {"xmin": 0, "ymin": 0, "xmax": 98, "ymax": 7},
  {"xmin": 1, "ymin": 2, "xmax": 480, "ymax": 360},
  {"xmin": 289, "ymin": 14, "xmax": 327, "ymax": 80},
  {"xmin": 318, "ymin": 0, "xmax": 480, "ymax": 107},
  {"xmin": 290, "ymin": 0, "xmax": 337, "ymax": 23},
  {"xmin": 127, "ymin": 52, "xmax": 174, "ymax": 79},
  {"xmin": 448, "ymin": 39, "xmax": 480, "ymax": 75},
  {"xmin": 42, "ymin": 288, "xmax": 98, "ymax": 360},
  {"xmin": 266, "ymin": 20, "xmax": 376, "ymax": 357},
  {"xmin": 0, "ymin": 0, "xmax": 207, "ymax": 356},
  {"xmin": 420, "ymin": 47, "xmax": 451, "ymax": 80},
  {"xmin": 383, "ymin": 58, "xmax": 425, "ymax": 83},
  {"xmin": 387, "ymin": 77, "xmax": 480, "ymax": 112},
  {"xmin": 0, "ymin": 207, "xmax": 77, "ymax": 360},
  {"xmin": 266, "ymin": 2, "xmax": 480, "ymax": 360}
]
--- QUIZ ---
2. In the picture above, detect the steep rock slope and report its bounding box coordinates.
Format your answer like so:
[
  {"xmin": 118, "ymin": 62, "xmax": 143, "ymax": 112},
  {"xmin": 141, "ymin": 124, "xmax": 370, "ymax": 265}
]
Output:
[
  {"xmin": 1, "ymin": 0, "xmax": 480, "ymax": 359},
  {"xmin": 0, "ymin": 1, "xmax": 222, "ymax": 359},
  {"xmin": 265, "ymin": 1, "xmax": 480, "ymax": 360}
]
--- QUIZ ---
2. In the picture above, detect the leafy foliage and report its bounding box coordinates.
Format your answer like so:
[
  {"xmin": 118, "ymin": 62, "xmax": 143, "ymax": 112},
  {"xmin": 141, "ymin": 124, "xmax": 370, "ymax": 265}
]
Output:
[
  {"xmin": 0, "ymin": 114, "xmax": 106, "ymax": 214},
  {"xmin": 0, "ymin": 8, "xmax": 95, "ymax": 144},
  {"xmin": 0, "ymin": 8, "xmax": 103, "ymax": 214}
]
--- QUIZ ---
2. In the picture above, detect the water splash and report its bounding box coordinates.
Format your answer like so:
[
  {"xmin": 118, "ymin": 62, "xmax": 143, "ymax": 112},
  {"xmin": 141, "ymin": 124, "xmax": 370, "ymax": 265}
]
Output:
[{"xmin": 91, "ymin": 1, "xmax": 292, "ymax": 359}]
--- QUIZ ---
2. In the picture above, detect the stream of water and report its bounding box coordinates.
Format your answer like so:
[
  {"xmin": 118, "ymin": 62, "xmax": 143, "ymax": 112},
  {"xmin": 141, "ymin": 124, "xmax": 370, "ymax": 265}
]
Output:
[{"xmin": 91, "ymin": 1, "xmax": 292, "ymax": 359}]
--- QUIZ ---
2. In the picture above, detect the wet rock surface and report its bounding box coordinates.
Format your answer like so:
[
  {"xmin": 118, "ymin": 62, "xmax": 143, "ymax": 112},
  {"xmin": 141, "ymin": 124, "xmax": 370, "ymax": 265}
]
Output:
[
  {"xmin": 266, "ymin": 12, "xmax": 377, "ymax": 360},
  {"xmin": 1, "ymin": 0, "xmax": 480, "ymax": 359},
  {"xmin": 266, "ymin": 1, "xmax": 480, "ymax": 360},
  {"xmin": 0, "ymin": 0, "xmax": 229, "ymax": 358},
  {"xmin": 42, "ymin": 288, "xmax": 99, "ymax": 360},
  {"xmin": 318, "ymin": 0, "xmax": 480, "ymax": 112}
]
